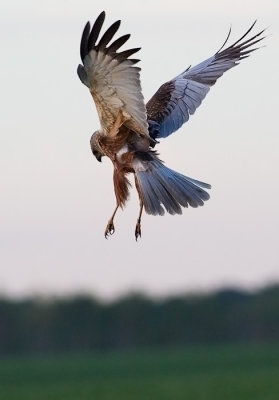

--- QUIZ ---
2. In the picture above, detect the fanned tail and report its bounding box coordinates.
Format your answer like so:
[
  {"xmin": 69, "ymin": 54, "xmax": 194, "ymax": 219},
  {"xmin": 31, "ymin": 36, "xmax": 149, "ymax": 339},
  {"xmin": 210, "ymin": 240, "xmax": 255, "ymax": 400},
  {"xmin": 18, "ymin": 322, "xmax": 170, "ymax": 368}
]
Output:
[{"xmin": 134, "ymin": 155, "xmax": 211, "ymax": 216}]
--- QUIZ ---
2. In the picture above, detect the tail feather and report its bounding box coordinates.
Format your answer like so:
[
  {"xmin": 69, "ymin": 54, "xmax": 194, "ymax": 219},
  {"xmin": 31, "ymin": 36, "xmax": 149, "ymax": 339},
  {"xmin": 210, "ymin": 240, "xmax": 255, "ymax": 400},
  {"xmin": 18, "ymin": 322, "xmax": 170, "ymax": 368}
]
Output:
[
  {"xmin": 134, "ymin": 159, "xmax": 211, "ymax": 216},
  {"xmin": 137, "ymin": 172, "xmax": 164, "ymax": 215},
  {"xmin": 160, "ymin": 170, "xmax": 200, "ymax": 208},
  {"xmin": 171, "ymin": 173, "xmax": 210, "ymax": 207},
  {"xmin": 150, "ymin": 170, "xmax": 182, "ymax": 214}
]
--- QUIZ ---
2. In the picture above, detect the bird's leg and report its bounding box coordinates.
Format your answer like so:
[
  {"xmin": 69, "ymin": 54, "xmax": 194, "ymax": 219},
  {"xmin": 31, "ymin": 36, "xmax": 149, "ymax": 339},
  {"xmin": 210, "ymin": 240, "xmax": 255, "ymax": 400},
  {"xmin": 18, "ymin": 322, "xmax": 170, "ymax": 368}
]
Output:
[
  {"xmin": 104, "ymin": 204, "xmax": 119, "ymax": 238},
  {"xmin": 135, "ymin": 199, "xmax": 143, "ymax": 241},
  {"xmin": 134, "ymin": 175, "xmax": 144, "ymax": 241}
]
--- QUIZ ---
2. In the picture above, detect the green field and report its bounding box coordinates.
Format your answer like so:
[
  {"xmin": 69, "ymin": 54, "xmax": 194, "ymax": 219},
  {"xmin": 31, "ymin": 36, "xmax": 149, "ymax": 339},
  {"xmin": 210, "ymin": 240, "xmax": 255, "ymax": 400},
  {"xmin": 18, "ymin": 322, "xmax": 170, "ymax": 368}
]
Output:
[{"xmin": 1, "ymin": 344, "xmax": 279, "ymax": 400}]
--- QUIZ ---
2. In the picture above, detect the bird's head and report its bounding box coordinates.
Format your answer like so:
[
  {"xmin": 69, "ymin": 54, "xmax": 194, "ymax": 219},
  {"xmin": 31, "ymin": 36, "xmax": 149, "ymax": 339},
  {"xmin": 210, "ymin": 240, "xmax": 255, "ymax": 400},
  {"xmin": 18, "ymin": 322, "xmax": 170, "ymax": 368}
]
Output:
[{"xmin": 90, "ymin": 131, "xmax": 105, "ymax": 162}]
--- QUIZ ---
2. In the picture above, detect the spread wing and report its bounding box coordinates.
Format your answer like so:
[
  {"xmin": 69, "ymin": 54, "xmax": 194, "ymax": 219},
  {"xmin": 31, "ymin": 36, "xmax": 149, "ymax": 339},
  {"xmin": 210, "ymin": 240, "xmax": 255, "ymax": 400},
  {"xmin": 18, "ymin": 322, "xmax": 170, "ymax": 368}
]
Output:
[
  {"xmin": 147, "ymin": 21, "xmax": 265, "ymax": 140},
  {"xmin": 77, "ymin": 11, "xmax": 149, "ymax": 137}
]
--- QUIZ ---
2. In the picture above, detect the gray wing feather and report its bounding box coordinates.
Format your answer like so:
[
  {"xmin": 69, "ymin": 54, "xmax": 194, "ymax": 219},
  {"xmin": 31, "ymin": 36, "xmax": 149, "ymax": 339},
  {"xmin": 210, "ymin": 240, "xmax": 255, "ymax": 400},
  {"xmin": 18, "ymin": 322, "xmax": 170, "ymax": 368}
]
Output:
[{"xmin": 147, "ymin": 21, "xmax": 265, "ymax": 139}]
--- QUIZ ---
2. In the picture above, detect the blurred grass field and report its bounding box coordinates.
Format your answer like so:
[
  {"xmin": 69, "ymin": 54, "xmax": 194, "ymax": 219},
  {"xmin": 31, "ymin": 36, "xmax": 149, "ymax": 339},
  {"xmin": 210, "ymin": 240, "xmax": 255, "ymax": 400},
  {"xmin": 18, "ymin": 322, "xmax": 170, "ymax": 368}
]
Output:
[{"xmin": 1, "ymin": 343, "xmax": 279, "ymax": 400}]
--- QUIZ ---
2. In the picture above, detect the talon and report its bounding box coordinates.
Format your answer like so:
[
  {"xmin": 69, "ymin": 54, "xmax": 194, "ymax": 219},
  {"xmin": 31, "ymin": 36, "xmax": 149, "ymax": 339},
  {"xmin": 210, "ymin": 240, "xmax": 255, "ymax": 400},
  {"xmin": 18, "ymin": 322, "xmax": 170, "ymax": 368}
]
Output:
[
  {"xmin": 135, "ymin": 222, "xmax": 141, "ymax": 241},
  {"xmin": 104, "ymin": 221, "xmax": 115, "ymax": 238}
]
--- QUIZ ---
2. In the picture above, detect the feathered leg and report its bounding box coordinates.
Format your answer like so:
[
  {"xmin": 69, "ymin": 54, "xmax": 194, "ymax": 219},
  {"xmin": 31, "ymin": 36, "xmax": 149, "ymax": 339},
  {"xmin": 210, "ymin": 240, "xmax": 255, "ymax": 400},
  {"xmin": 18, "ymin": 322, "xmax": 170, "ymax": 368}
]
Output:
[
  {"xmin": 134, "ymin": 175, "xmax": 144, "ymax": 241},
  {"xmin": 104, "ymin": 166, "xmax": 131, "ymax": 238}
]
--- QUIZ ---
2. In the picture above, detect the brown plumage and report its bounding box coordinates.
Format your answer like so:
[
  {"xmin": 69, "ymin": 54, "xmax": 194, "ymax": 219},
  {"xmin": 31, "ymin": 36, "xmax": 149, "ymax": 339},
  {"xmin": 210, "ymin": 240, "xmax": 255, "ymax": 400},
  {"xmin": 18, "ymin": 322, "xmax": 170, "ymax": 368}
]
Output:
[{"xmin": 77, "ymin": 11, "xmax": 265, "ymax": 239}]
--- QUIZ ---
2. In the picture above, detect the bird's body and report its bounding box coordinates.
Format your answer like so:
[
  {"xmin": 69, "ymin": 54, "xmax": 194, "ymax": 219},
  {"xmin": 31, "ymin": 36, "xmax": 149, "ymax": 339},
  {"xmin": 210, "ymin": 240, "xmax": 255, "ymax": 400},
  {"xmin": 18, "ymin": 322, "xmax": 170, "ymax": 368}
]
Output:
[{"xmin": 77, "ymin": 11, "xmax": 264, "ymax": 239}]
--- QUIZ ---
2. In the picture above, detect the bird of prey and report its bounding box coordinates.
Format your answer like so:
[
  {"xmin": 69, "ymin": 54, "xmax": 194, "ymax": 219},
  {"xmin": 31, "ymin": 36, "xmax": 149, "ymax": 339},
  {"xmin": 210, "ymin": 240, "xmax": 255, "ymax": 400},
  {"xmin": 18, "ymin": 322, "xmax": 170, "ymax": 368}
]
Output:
[{"xmin": 77, "ymin": 11, "xmax": 264, "ymax": 240}]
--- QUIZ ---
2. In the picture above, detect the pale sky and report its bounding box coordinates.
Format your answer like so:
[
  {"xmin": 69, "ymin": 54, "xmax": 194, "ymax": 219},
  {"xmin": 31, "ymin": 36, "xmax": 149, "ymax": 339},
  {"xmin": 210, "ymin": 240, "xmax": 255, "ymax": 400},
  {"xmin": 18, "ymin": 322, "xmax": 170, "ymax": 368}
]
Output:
[{"xmin": 1, "ymin": 0, "xmax": 278, "ymax": 300}]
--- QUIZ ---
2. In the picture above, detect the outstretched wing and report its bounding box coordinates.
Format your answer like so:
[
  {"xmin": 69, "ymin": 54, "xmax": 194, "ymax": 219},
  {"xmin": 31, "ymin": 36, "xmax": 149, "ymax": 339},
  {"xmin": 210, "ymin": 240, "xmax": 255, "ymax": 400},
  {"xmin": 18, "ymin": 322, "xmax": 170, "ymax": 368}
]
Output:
[
  {"xmin": 77, "ymin": 11, "xmax": 149, "ymax": 137},
  {"xmin": 147, "ymin": 21, "xmax": 265, "ymax": 140}
]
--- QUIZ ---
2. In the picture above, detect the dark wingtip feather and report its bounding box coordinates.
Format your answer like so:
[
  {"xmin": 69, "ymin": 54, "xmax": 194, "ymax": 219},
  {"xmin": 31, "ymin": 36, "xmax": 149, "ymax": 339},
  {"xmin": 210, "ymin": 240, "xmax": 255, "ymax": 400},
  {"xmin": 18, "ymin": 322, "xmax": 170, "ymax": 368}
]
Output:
[
  {"xmin": 115, "ymin": 48, "xmax": 141, "ymax": 62},
  {"xmin": 77, "ymin": 64, "xmax": 89, "ymax": 86},
  {"xmin": 215, "ymin": 20, "xmax": 266, "ymax": 63},
  {"xmin": 79, "ymin": 11, "xmax": 141, "ymax": 67},
  {"xmin": 216, "ymin": 20, "xmax": 264, "ymax": 58},
  {"xmin": 87, "ymin": 11, "xmax": 106, "ymax": 51},
  {"xmin": 80, "ymin": 21, "xmax": 90, "ymax": 61},
  {"xmin": 217, "ymin": 26, "xmax": 232, "ymax": 53},
  {"xmin": 96, "ymin": 20, "xmax": 121, "ymax": 50},
  {"xmin": 129, "ymin": 59, "xmax": 141, "ymax": 65},
  {"xmin": 107, "ymin": 34, "xmax": 131, "ymax": 52},
  {"xmin": 228, "ymin": 20, "xmax": 257, "ymax": 49}
]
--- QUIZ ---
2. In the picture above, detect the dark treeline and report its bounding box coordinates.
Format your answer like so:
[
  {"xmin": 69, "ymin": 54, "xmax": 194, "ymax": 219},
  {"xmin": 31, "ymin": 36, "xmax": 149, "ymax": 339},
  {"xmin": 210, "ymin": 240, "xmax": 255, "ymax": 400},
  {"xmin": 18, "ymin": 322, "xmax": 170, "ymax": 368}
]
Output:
[{"xmin": 1, "ymin": 285, "xmax": 279, "ymax": 355}]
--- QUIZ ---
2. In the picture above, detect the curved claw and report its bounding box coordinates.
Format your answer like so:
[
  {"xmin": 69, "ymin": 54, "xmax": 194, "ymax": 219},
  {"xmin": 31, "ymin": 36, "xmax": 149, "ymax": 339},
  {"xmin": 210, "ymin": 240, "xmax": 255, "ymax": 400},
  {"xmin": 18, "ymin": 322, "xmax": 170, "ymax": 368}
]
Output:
[
  {"xmin": 135, "ymin": 222, "xmax": 141, "ymax": 241},
  {"xmin": 104, "ymin": 221, "xmax": 115, "ymax": 239}
]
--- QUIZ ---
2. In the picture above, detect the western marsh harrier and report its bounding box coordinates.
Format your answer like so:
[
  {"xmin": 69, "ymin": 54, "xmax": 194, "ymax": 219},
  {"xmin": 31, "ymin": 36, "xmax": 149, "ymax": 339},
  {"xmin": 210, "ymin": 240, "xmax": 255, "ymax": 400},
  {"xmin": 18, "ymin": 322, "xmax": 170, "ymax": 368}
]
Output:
[{"xmin": 77, "ymin": 11, "xmax": 264, "ymax": 239}]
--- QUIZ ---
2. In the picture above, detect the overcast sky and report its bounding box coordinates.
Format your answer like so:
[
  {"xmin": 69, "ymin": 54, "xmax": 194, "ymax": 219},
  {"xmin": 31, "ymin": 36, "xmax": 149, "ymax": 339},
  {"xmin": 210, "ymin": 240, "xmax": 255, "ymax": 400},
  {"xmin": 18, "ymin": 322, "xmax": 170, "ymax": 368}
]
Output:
[{"xmin": 1, "ymin": 0, "xmax": 278, "ymax": 300}]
